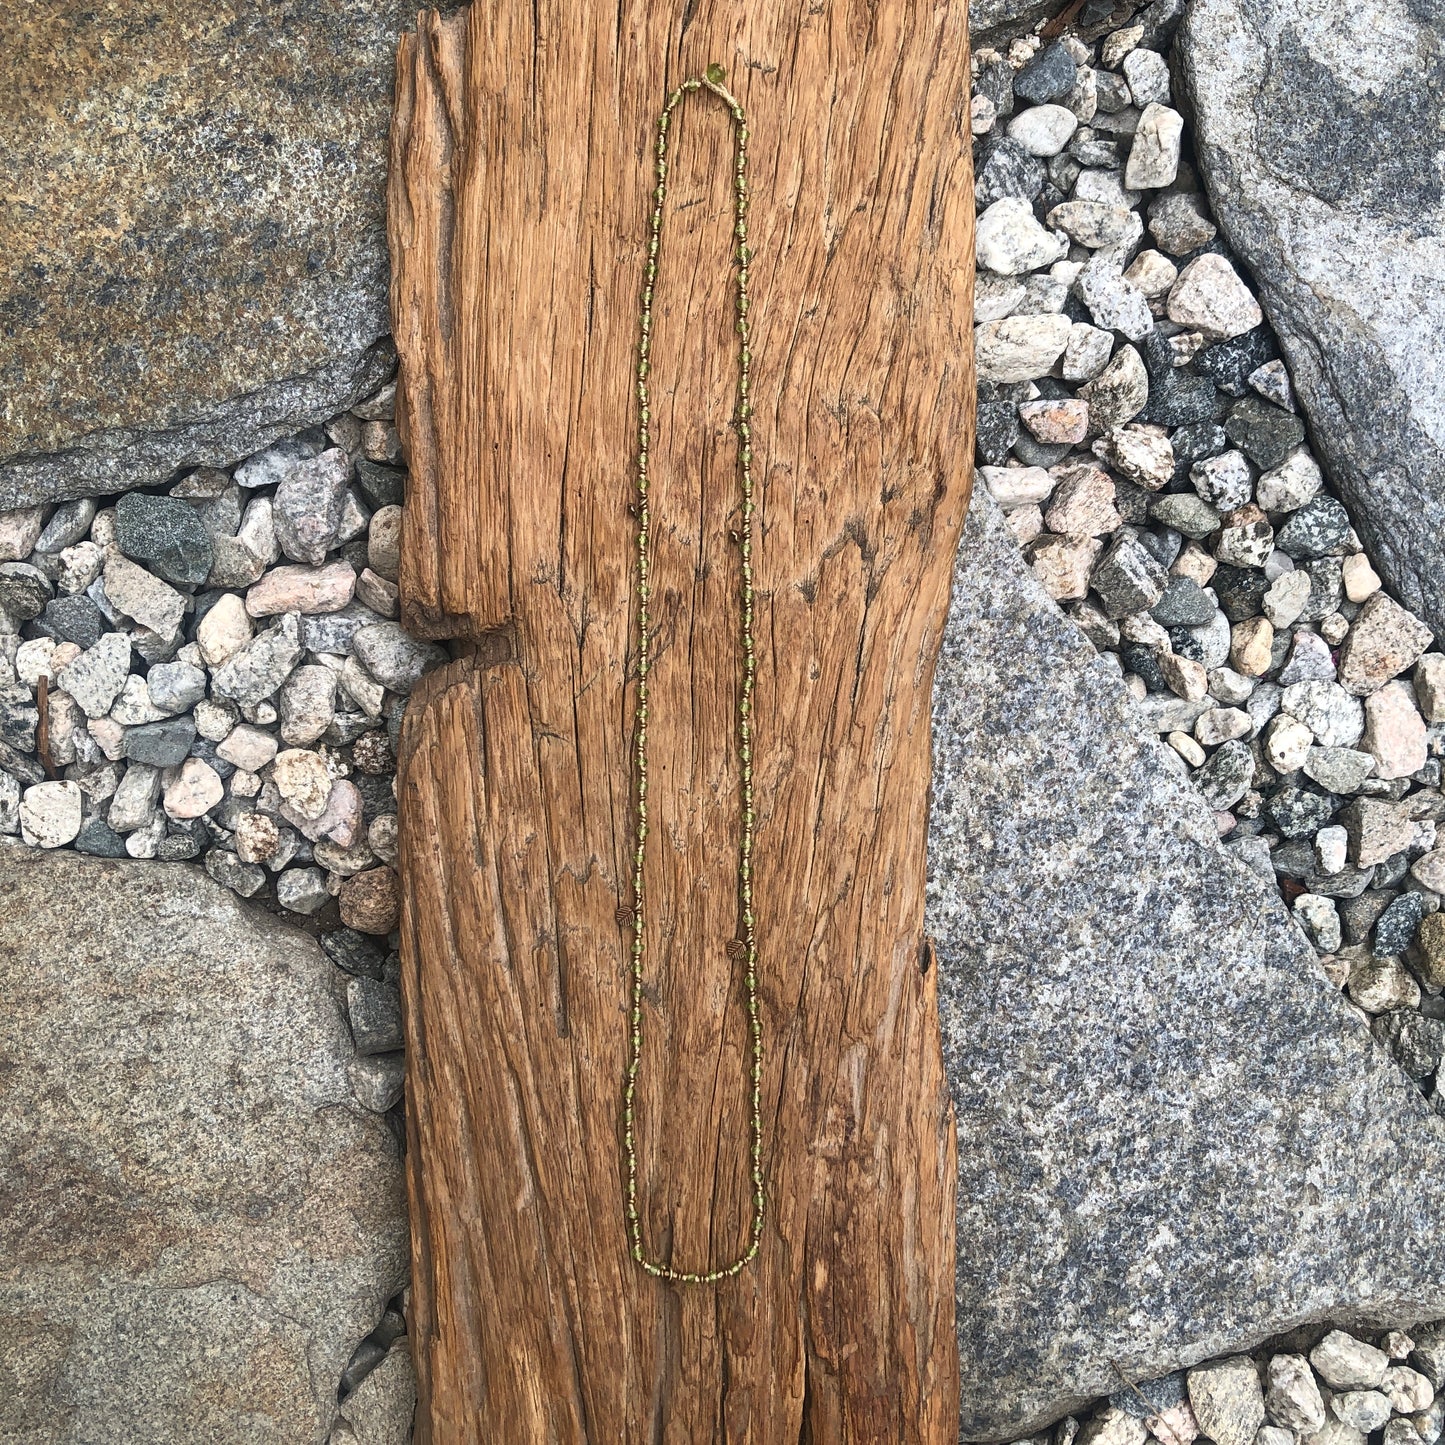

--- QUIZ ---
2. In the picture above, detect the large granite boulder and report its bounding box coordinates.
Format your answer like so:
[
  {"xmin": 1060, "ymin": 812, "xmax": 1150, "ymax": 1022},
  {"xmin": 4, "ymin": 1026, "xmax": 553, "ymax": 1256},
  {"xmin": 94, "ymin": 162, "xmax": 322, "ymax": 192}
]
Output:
[
  {"xmin": 0, "ymin": 846, "xmax": 410, "ymax": 1444},
  {"xmin": 929, "ymin": 495, "xmax": 1445, "ymax": 1440},
  {"xmin": 1177, "ymin": 0, "xmax": 1445, "ymax": 638},
  {"xmin": 0, "ymin": 2, "xmax": 462, "ymax": 508}
]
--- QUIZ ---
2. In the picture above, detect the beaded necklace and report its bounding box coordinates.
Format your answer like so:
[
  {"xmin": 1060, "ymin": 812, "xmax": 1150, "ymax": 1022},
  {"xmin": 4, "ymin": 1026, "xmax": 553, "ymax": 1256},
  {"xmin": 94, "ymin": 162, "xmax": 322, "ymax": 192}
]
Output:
[{"xmin": 621, "ymin": 64, "xmax": 764, "ymax": 1284}]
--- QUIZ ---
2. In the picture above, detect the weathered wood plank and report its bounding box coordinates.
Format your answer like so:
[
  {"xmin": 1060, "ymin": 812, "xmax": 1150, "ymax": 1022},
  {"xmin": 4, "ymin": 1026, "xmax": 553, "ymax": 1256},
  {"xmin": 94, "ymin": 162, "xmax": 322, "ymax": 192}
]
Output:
[{"xmin": 389, "ymin": 2, "xmax": 975, "ymax": 1437}]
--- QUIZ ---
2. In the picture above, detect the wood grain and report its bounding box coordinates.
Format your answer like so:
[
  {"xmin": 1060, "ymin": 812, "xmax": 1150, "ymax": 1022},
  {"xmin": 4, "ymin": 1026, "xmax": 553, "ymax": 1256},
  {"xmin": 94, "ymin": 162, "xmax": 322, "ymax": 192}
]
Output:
[{"xmin": 388, "ymin": 3, "xmax": 975, "ymax": 1438}]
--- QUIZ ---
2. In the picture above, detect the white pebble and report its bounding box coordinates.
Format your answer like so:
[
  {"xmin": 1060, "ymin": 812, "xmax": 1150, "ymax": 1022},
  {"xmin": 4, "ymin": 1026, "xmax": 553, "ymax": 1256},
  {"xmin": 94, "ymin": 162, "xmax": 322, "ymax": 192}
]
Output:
[
  {"xmin": 16, "ymin": 637, "xmax": 60, "ymax": 688},
  {"xmin": 1314, "ymin": 825, "xmax": 1349, "ymax": 875},
  {"xmin": 1341, "ymin": 553, "xmax": 1382, "ymax": 603},
  {"xmin": 1382, "ymin": 1365, "xmax": 1434, "ymax": 1414},
  {"xmin": 1195, "ymin": 707, "xmax": 1251, "ymax": 746},
  {"xmin": 163, "ymin": 758, "xmax": 224, "ymax": 820},
  {"xmin": 1264, "ymin": 715, "xmax": 1314, "ymax": 772},
  {"xmin": 1293, "ymin": 893, "xmax": 1341, "ymax": 953},
  {"xmin": 197, "ymin": 593, "xmax": 254, "ymax": 667},
  {"xmin": 193, "ymin": 697, "xmax": 239, "ymax": 742},
  {"xmin": 1006, "ymin": 103, "xmax": 1079, "ymax": 158},
  {"xmin": 19, "ymin": 781, "xmax": 83, "ymax": 849},
  {"xmin": 977, "ymin": 198, "xmax": 1069, "ymax": 275},
  {"xmin": 273, "ymin": 748, "xmax": 334, "ymax": 820},
  {"xmin": 1123, "ymin": 248, "xmax": 1178, "ymax": 299},
  {"xmin": 1256, "ymin": 449, "xmax": 1322, "ymax": 512},
  {"xmin": 1061, "ymin": 323, "xmax": 1116, "ymax": 382},
  {"xmin": 975, "ymin": 315, "xmax": 1074, "ymax": 383},
  {"xmin": 216, "ymin": 723, "xmax": 279, "ymax": 773},
  {"xmin": 1167, "ymin": 254, "xmax": 1263, "ymax": 341},
  {"xmin": 1310, "ymin": 1330, "xmax": 1389, "ymax": 1391},
  {"xmin": 1124, "ymin": 103, "xmax": 1183, "ymax": 189},
  {"xmin": 1121, "ymin": 47, "xmax": 1171, "ymax": 106},
  {"xmin": 1168, "ymin": 730, "xmax": 1206, "ymax": 767}
]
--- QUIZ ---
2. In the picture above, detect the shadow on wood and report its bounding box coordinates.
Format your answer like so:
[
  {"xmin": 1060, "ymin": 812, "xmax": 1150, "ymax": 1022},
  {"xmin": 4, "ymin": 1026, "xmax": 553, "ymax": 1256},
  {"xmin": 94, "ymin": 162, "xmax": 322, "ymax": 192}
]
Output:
[{"xmin": 388, "ymin": 3, "xmax": 975, "ymax": 1438}]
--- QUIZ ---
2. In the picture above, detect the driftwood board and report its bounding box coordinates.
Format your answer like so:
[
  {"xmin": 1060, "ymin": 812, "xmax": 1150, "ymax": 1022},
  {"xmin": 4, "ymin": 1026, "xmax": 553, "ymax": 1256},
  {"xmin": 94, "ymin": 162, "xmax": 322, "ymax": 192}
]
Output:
[{"xmin": 388, "ymin": 3, "xmax": 976, "ymax": 1439}]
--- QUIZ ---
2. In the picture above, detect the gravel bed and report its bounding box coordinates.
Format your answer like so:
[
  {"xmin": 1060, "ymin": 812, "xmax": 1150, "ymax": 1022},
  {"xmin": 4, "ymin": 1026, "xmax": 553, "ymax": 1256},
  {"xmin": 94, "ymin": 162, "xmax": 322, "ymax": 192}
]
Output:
[
  {"xmin": 1029, "ymin": 1322, "xmax": 1445, "ymax": 1445},
  {"xmin": 0, "ymin": 382, "xmax": 434, "ymax": 948},
  {"xmin": 971, "ymin": 13, "xmax": 1445, "ymax": 1116}
]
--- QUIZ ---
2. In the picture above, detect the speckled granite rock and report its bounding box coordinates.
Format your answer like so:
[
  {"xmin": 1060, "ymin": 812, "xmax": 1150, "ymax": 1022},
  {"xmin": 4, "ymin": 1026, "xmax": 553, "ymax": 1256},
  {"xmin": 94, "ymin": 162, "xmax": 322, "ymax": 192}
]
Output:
[
  {"xmin": 970, "ymin": 0, "xmax": 1058, "ymax": 40},
  {"xmin": 928, "ymin": 495, "xmax": 1445, "ymax": 1441},
  {"xmin": 0, "ymin": 2, "xmax": 463, "ymax": 506},
  {"xmin": 1178, "ymin": 0, "xmax": 1445, "ymax": 637},
  {"xmin": 0, "ymin": 847, "xmax": 409, "ymax": 1444}
]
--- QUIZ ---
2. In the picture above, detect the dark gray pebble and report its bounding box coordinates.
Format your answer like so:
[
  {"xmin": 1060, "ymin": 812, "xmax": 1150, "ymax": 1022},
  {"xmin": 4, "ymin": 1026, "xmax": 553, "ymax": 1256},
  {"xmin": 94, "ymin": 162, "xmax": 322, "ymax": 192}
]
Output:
[
  {"xmin": 1111, "ymin": 1369, "xmax": 1188, "ymax": 1419},
  {"xmin": 975, "ymin": 135, "xmax": 1046, "ymax": 209},
  {"xmin": 1015, "ymin": 40, "xmax": 1077, "ymax": 104},
  {"xmin": 1270, "ymin": 840, "xmax": 1318, "ymax": 878},
  {"xmin": 1121, "ymin": 643, "xmax": 1170, "ymax": 693},
  {"xmin": 0, "ymin": 685, "xmax": 39, "ymax": 752},
  {"xmin": 204, "ymin": 848, "xmax": 266, "ymax": 897},
  {"xmin": 1224, "ymin": 396, "xmax": 1306, "ymax": 471},
  {"xmin": 36, "ymin": 594, "xmax": 103, "ymax": 649},
  {"xmin": 976, "ymin": 402, "xmax": 1020, "ymax": 467},
  {"xmin": 1136, "ymin": 0, "xmax": 1187, "ymax": 49},
  {"xmin": 157, "ymin": 833, "xmax": 202, "ymax": 861},
  {"xmin": 115, "ymin": 491, "xmax": 215, "ymax": 587},
  {"xmin": 1265, "ymin": 785, "xmax": 1336, "ymax": 839},
  {"xmin": 1193, "ymin": 328, "xmax": 1279, "ymax": 397},
  {"xmin": 73, "ymin": 816, "xmax": 129, "ymax": 858},
  {"xmin": 1340, "ymin": 889, "xmax": 1395, "ymax": 946},
  {"xmin": 1139, "ymin": 527, "xmax": 1184, "ymax": 570},
  {"xmin": 1170, "ymin": 420, "xmax": 1229, "ymax": 484},
  {"xmin": 1296, "ymin": 557, "xmax": 1345, "ymax": 623},
  {"xmin": 1094, "ymin": 72, "xmax": 1133, "ymax": 114},
  {"xmin": 1012, "ymin": 431, "xmax": 1072, "ymax": 469},
  {"xmin": 1275, "ymin": 495, "xmax": 1352, "ymax": 561},
  {"xmin": 1211, "ymin": 565, "xmax": 1271, "ymax": 623},
  {"xmin": 1152, "ymin": 576, "xmax": 1217, "ymax": 627},
  {"xmin": 347, "ymin": 975, "xmax": 404, "ymax": 1055},
  {"xmin": 1372, "ymin": 1010, "xmax": 1445, "ymax": 1081},
  {"xmin": 974, "ymin": 55, "xmax": 1016, "ymax": 125},
  {"xmin": 124, "ymin": 717, "xmax": 197, "ymax": 768},
  {"xmin": 321, "ymin": 927, "xmax": 388, "ymax": 980},
  {"xmin": 0, "ymin": 562, "xmax": 53, "ymax": 621},
  {"xmin": 1194, "ymin": 738, "xmax": 1256, "ymax": 810},
  {"xmin": 1374, "ymin": 891, "xmax": 1426, "ymax": 957},
  {"xmin": 190, "ymin": 737, "xmax": 235, "ymax": 781},
  {"xmin": 1139, "ymin": 333, "xmax": 1223, "ymax": 427},
  {"xmin": 1304, "ymin": 865, "xmax": 1376, "ymax": 900}
]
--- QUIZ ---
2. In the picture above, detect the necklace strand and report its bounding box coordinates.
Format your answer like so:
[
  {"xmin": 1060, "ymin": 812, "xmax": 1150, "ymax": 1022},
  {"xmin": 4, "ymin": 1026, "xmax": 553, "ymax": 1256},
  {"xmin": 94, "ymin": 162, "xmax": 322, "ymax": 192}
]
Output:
[{"xmin": 622, "ymin": 64, "xmax": 764, "ymax": 1284}]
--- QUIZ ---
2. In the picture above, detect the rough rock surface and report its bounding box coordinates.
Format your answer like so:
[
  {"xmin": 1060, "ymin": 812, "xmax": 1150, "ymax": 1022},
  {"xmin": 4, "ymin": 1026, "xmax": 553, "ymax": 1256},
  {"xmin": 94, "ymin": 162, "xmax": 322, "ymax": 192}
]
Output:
[
  {"xmin": 929, "ymin": 496, "xmax": 1445, "ymax": 1440},
  {"xmin": 1178, "ymin": 0, "xmax": 1445, "ymax": 637},
  {"xmin": 0, "ymin": 847, "xmax": 409, "ymax": 1443},
  {"xmin": 970, "ymin": 0, "xmax": 1058, "ymax": 41},
  {"xmin": 0, "ymin": 2, "xmax": 466, "ymax": 506},
  {"xmin": 336, "ymin": 1347, "xmax": 417, "ymax": 1443}
]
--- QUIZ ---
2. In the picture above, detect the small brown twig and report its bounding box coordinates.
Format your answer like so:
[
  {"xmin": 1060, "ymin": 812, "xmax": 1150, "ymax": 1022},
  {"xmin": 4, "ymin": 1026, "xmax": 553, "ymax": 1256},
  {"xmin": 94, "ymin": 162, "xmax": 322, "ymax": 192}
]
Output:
[
  {"xmin": 36, "ymin": 673, "xmax": 57, "ymax": 779},
  {"xmin": 1041, "ymin": 0, "xmax": 1089, "ymax": 40}
]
